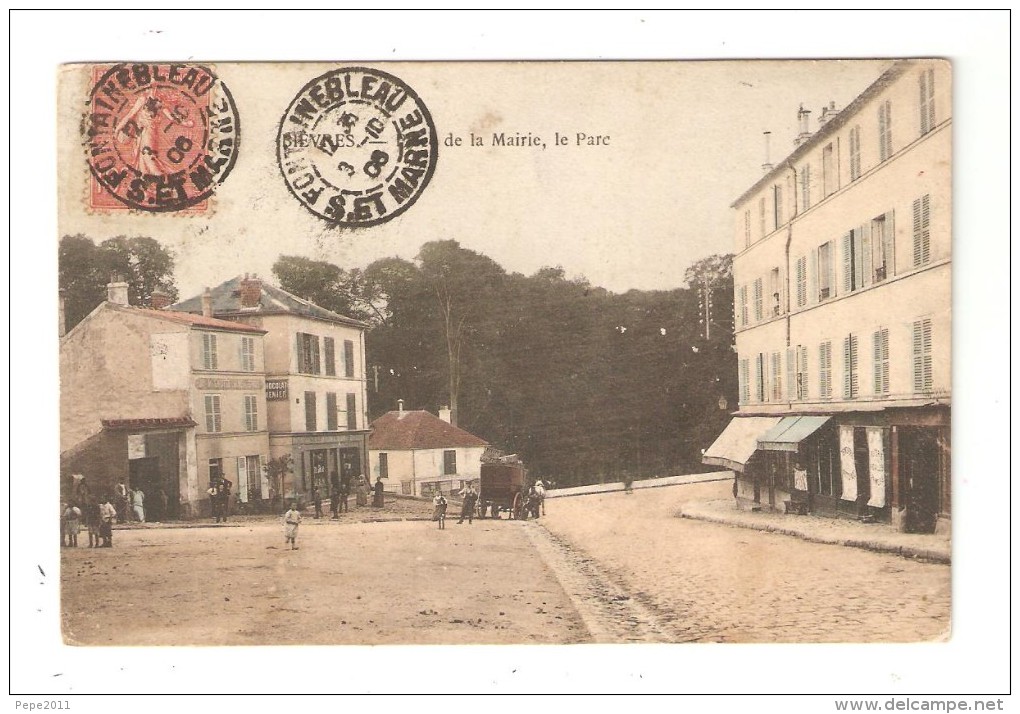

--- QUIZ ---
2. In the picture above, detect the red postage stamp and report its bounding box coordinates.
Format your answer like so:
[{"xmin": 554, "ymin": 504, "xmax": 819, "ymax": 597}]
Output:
[{"xmin": 84, "ymin": 63, "xmax": 240, "ymax": 213}]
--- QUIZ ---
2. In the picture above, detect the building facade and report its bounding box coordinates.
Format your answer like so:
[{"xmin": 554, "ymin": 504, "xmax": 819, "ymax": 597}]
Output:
[
  {"xmin": 368, "ymin": 404, "xmax": 488, "ymax": 497},
  {"xmin": 60, "ymin": 283, "xmax": 270, "ymax": 518},
  {"xmin": 705, "ymin": 60, "xmax": 951, "ymax": 534},
  {"xmin": 173, "ymin": 275, "xmax": 371, "ymax": 504}
]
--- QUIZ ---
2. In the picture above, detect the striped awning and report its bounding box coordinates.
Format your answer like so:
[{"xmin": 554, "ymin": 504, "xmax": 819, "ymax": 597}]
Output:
[
  {"xmin": 757, "ymin": 416, "xmax": 831, "ymax": 452},
  {"xmin": 702, "ymin": 416, "xmax": 782, "ymax": 472}
]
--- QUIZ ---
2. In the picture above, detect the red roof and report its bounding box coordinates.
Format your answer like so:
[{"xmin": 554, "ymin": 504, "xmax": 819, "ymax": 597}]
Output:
[
  {"xmin": 102, "ymin": 417, "xmax": 198, "ymax": 430},
  {"xmin": 369, "ymin": 411, "xmax": 488, "ymax": 450},
  {"xmin": 120, "ymin": 305, "xmax": 266, "ymax": 333}
]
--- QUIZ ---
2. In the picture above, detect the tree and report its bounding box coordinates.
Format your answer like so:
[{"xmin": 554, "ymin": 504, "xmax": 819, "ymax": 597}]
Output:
[
  {"xmin": 272, "ymin": 256, "xmax": 383, "ymax": 324},
  {"xmin": 59, "ymin": 234, "xmax": 179, "ymax": 330}
]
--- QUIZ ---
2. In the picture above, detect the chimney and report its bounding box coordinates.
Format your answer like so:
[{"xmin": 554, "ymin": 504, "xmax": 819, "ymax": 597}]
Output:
[
  {"xmin": 817, "ymin": 100, "xmax": 839, "ymax": 128},
  {"xmin": 58, "ymin": 288, "xmax": 66, "ymax": 337},
  {"xmin": 794, "ymin": 104, "xmax": 812, "ymax": 146},
  {"xmin": 761, "ymin": 131, "xmax": 773, "ymax": 174},
  {"xmin": 107, "ymin": 275, "xmax": 129, "ymax": 306},
  {"xmin": 397, "ymin": 399, "xmax": 404, "ymax": 414},
  {"xmin": 150, "ymin": 290, "xmax": 171, "ymax": 310},
  {"xmin": 201, "ymin": 287, "xmax": 213, "ymax": 317},
  {"xmin": 438, "ymin": 406, "xmax": 452, "ymax": 423},
  {"xmin": 240, "ymin": 273, "xmax": 262, "ymax": 309}
]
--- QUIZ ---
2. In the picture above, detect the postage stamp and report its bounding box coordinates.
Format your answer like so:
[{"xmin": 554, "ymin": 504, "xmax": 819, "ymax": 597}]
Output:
[
  {"xmin": 84, "ymin": 63, "xmax": 239, "ymax": 212},
  {"xmin": 277, "ymin": 66, "xmax": 438, "ymax": 227}
]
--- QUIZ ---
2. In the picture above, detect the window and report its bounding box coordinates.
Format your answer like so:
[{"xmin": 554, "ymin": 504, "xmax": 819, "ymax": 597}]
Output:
[
  {"xmin": 753, "ymin": 278, "xmax": 763, "ymax": 322},
  {"xmin": 202, "ymin": 333, "xmax": 218, "ymax": 370},
  {"xmin": 819, "ymin": 341, "xmax": 832, "ymax": 399},
  {"xmin": 912, "ymin": 318, "xmax": 933, "ymax": 393},
  {"xmin": 849, "ymin": 125, "xmax": 862, "ymax": 181},
  {"xmin": 743, "ymin": 210, "xmax": 751, "ymax": 248},
  {"xmin": 244, "ymin": 395, "xmax": 259, "ymax": 431},
  {"xmin": 872, "ymin": 212, "xmax": 895, "ymax": 282},
  {"xmin": 770, "ymin": 352, "xmax": 783, "ymax": 401},
  {"xmin": 912, "ymin": 194, "xmax": 931, "ymax": 267},
  {"xmin": 239, "ymin": 336, "xmax": 256, "ymax": 372},
  {"xmin": 817, "ymin": 241, "xmax": 834, "ymax": 300},
  {"xmin": 324, "ymin": 337, "xmax": 336, "ymax": 376},
  {"xmin": 769, "ymin": 267, "xmax": 781, "ymax": 316},
  {"xmin": 443, "ymin": 450, "xmax": 457, "ymax": 476},
  {"xmin": 326, "ymin": 392, "xmax": 338, "ymax": 431},
  {"xmin": 297, "ymin": 333, "xmax": 321, "ymax": 375},
  {"xmin": 209, "ymin": 458, "xmax": 223, "ymax": 485},
  {"xmin": 237, "ymin": 455, "xmax": 262, "ymax": 502},
  {"xmin": 755, "ymin": 353, "xmax": 766, "ymax": 402},
  {"xmin": 873, "ymin": 328, "xmax": 890, "ymax": 395},
  {"xmin": 379, "ymin": 453, "xmax": 389, "ymax": 479},
  {"xmin": 919, "ymin": 68, "xmax": 936, "ymax": 135},
  {"xmin": 843, "ymin": 333, "xmax": 860, "ymax": 399},
  {"xmin": 796, "ymin": 345, "xmax": 808, "ymax": 400},
  {"xmin": 799, "ymin": 165, "xmax": 811, "ymax": 211},
  {"xmin": 795, "ymin": 256, "xmax": 807, "ymax": 307},
  {"xmin": 346, "ymin": 393, "xmax": 357, "ymax": 430},
  {"xmin": 841, "ymin": 226, "xmax": 868, "ymax": 294},
  {"xmin": 822, "ymin": 143, "xmax": 835, "ymax": 197},
  {"xmin": 304, "ymin": 391, "xmax": 317, "ymax": 431},
  {"xmin": 739, "ymin": 285, "xmax": 749, "ymax": 327},
  {"xmin": 204, "ymin": 394, "xmax": 221, "ymax": 433},
  {"xmin": 738, "ymin": 359, "xmax": 750, "ymax": 404},
  {"xmin": 773, "ymin": 184, "xmax": 784, "ymax": 229},
  {"xmin": 344, "ymin": 340, "xmax": 355, "ymax": 378},
  {"xmin": 878, "ymin": 100, "xmax": 893, "ymax": 161}
]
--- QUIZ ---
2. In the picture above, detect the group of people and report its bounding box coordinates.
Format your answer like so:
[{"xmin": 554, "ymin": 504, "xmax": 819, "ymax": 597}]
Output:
[
  {"xmin": 61, "ymin": 477, "xmax": 118, "ymax": 548},
  {"xmin": 207, "ymin": 479, "xmax": 233, "ymax": 523},
  {"xmin": 429, "ymin": 478, "xmax": 546, "ymax": 529}
]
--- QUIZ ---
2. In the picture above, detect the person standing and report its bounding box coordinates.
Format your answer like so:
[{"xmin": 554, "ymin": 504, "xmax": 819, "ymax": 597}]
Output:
[
  {"xmin": 207, "ymin": 482, "xmax": 221, "ymax": 522},
  {"xmin": 116, "ymin": 482, "xmax": 130, "ymax": 523},
  {"xmin": 220, "ymin": 479, "xmax": 232, "ymax": 522},
  {"xmin": 432, "ymin": 491, "xmax": 448, "ymax": 529},
  {"xmin": 355, "ymin": 475, "xmax": 368, "ymax": 507},
  {"xmin": 283, "ymin": 502, "xmax": 301, "ymax": 550},
  {"xmin": 85, "ymin": 500, "xmax": 102, "ymax": 548},
  {"xmin": 61, "ymin": 503, "xmax": 82, "ymax": 547},
  {"xmin": 339, "ymin": 475, "xmax": 351, "ymax": 514},
  {"xmin": 457, "ymin": 482, "xmax": 478, "ymax": 525},
  {"xmin": 156, "ymin": 487, "xmax": 170, "ymax": 522},
  {"xmin": 131, "ymin": 487, "xmax": 145, "ymax": 523},
  {"xmin": 99, "ymin": 497, "xmax": 117, "ymax": 547},
  {"xmin": 330, "ymin": 484, "xmax": 340, "ymax": 520},
  {"xmin": 311, "ymin": 483, "xmax": 323, "ymax": 519},
  {"xmin": 373, "ymin": 476, "xmax": 385, "ymax": 508}
]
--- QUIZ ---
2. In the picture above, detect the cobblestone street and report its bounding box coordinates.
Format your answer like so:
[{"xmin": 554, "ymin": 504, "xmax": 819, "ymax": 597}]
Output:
[{"xmin": 539, "ymin": 481, "xmax": 951, "ymax": 643}]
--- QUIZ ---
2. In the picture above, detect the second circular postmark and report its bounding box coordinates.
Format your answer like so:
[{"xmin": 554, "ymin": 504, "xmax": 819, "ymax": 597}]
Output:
[{"xmin": 277, "ymin": 66, "xmax": 438, "ymax": 228}]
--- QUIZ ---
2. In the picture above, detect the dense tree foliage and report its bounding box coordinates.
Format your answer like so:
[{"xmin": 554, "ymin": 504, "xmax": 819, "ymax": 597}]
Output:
[
  {"xmin": 59, "ymin": 235, "xmax": 179, "ymax": 330},
  {"xmin": 275, "ymin": 243, "xmax": 736, "ymax": 487}
]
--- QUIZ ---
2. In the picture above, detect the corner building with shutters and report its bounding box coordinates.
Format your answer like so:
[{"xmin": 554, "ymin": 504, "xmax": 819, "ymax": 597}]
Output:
[
  {"xmin": 705, "ymin": 60, "xmax": 950, "ymax": 534},
  {"xmin": 174, "ymin": 275, "xmax": 370, "ymax": 505}
]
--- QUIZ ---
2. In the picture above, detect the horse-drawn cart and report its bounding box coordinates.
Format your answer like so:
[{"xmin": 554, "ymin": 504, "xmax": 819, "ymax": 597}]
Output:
[{"xmin": 477, "ymin": 461, "xmax": 528, "ymax": 519}]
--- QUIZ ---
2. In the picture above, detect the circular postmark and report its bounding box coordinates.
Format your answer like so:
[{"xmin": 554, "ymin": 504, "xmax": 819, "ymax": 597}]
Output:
[
  {"xmin": 85, "ymin": 63, "xmax": 240, "ymax": 212},
  {"xmin": 277, "ymin": 67, "xmax": 438, "ymax": 227}
]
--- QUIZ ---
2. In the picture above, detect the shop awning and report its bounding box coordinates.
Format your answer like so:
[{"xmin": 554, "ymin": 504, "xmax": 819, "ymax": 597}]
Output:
[
  {"xmin": 702, "ymin": 416, "xmax": 782, "ymax": 472},
  {"xmin": 757, "ymin": 416, "xmax": 831, "ymax": 452}
]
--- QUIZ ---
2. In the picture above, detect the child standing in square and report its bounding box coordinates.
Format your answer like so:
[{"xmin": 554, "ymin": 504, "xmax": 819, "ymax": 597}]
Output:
[{"xmin": 283, "ymin": 501, "xmax": 301, "ymax": 550}]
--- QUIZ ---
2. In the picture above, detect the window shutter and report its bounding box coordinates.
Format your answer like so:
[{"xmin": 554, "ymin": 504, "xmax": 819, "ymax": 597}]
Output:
[
  {"xmin": 798, "ymin": 345, "xmax": 809, "ymax": 399},
  {"xmin": 920, "ymin": 195, "xmax": 931, "ymax": 264},
  {"xmin": 296, "ymin": 333, "xmax": 305, "ymax": 373},
  {"xmin": 344, "ymin": 340, "xmax": 355, "ymax": 378},
  {"xmin": 809, "ymin": 248, "xmax": 818, "ymax": 303},
  {"xmin": 237, "ymin": 456, "xmax": 248, "ymax": 503},
  {"xmin": 858, "ymin": 226, "xmax": 870, "ymax": 289},
  {"xmin": 324, "ymin": 337, "xmax": 336, "ymax": 376},
  {"xmin": 786, "ymin": 348, "xmax": 795, "ymax": 401},
  {"xmin": 884, "ymin": 211, "xmax": 896, "ymax": 277},
  {"xmin": 326, "ymin": 392, "xmax": 337, "ymax": 431},
  {"xmin": 841, "ymin": 233, "xmax": 853, "ymax": 295},
  {"xmin": 921, "ymin": 319, "xmax": 933, "ymax": 392},
  {"xmin": 738, "ymin": 359, "xmax": 747, "ymax": 404},
  {"xmin": 843, "ymin": 336, "xmax": 852, "ymax": 398},
  {"xmin": 346, "ymin": 393, "xmax": 357, "ymax": 430},
  {"xmin": 305, "ymin": 391, "xmax": 316, "ymax": 431},
  {"xmin": 819, "ymin": 341, "xmax": 830, "ymax": 399}
]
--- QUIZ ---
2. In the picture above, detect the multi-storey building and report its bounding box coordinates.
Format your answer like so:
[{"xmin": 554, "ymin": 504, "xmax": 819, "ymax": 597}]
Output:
[
  {"xmin": 704, "ymin": 60, "xmax": 950, "ymax": 534},
  {"xmin": 60, "ymin": 281, "xmax": 269, "ymax": 518},
  {"xmin": 174, "ymin": 275, "xmax": 370, "ymax": 503}
]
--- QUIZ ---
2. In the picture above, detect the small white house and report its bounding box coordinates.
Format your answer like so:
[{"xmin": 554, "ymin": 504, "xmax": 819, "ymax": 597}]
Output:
[{"xmin": 368, "ymin": 404, "xmax": 488, "ymax": 497}]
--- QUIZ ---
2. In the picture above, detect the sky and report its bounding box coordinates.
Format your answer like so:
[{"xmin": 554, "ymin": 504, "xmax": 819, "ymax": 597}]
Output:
[
  {"xmin": 11, "ymin": 9, "xmax": 1013, "ymax": 701},
  {"xmin": 56, "ymin": 58, "xmax": 889, "ymax": 298}
]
